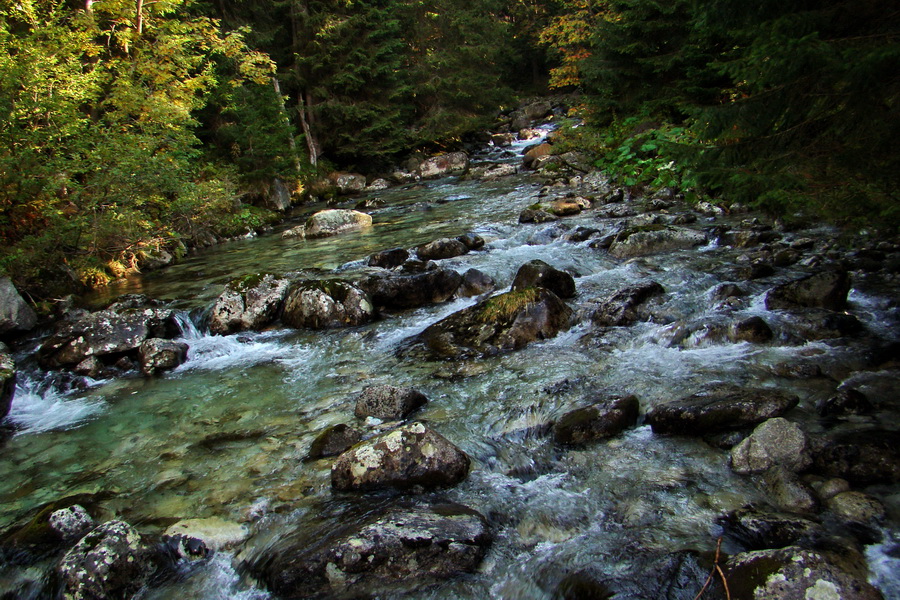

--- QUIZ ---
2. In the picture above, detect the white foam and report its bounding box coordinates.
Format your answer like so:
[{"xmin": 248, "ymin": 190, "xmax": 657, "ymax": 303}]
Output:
[{"xmin": 6, "ymin": 379, "xmax": 105, "ymax": 434}]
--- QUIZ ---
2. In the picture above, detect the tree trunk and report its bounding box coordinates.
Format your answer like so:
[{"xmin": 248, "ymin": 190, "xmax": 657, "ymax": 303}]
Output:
[
  {"xmin": 135, "ymin": 0, "xmax": 144, "ymax": 35},
  {"xmin": 289, "ymin": 0, "xmax": 320, "ymax": 167},
  {"xmin": 272, "ymin": 77, "xmax": 303, "ymax": 176},
  {"xmin": 297, "ymin": 92, "xmax": 318, "ymax": 167}
]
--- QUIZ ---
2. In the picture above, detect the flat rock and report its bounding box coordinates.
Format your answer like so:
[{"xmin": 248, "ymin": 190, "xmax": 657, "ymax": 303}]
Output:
[
  {"xmin": 163, "ymin": 517, "xmax": 249, "ymax": 551},
  {"xmin": 553, "ymin": 395, "xmax": 640, "ymax": 445},
  {"xmin": 609, "ymin": 226, "xmax": 706, "ymax": 258},
  {"xmin": 719, "ymin": 508, "xmax": 824, "ymax": 551}
]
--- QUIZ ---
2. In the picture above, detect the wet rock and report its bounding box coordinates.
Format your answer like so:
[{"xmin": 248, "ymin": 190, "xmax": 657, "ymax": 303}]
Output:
[
  {"xmin": 368, "ymin": 247, "xmax": 410, "ymax": 269},
  {"xmin": 557, "ymin": 151, "xmax": 593, "ymax": 173},
  {"xmin": 728, "ymin": 316, "xmax": 773, "ymax": 343},
  {"xmin": 646, "ymin": 386, "xmax": 799, "ymax": 436},
  {"xmin": 303, "ymin": 209, "xmax": 373, "ymax": 239},
  {"xmin": 552, "ymin": 395, "xmax": 640, "ymax": 445},
  {"xmin": 0, "ymin": 277, "xmax": 37, "ymax": 335},
  {"xmin": 563, "ymin": 226, "xmax": 600, "ymax": 242},
  {"xmin": 49, "ymin": 505, "xmax": 95, "ymax": 542},
  {"xmin": 609, "ymin": 226, "xmax": 707, "ymax": 259},
  {"xmin": 730, "ymin": 417, "xmax": 811, "ymax": 475},
  {"xmin": 550, "ymin": 199, "xmax": 583, "ymax": 216},
  {"xmin": 331, "ymin": 422, "xmax": 469, "ymax": 491},
  {"xmin": 595, "ymin": 203, "xmax": 635, "ymax": 218},
  {"xmin": 761, "ymin": 466, "xmax": 819, "ymax": 514},
  {"xmin": 404, "ymin": 288, "xmax": 573, "ymax": 360},
  {"xmin": 728, "ymin": 229, "xmax": 783, "ymax": 248},
  {"xmin": 416, "ymin": 238, "xmax": 469, "ymax": 261},
  {"xmin": 137, "ymin": 338, "xmax": 188, "ymax": 376},
  {"xmin": 553, "ymin": 571, "xmax": 614, "ymax": 600},
  {"xmin": 765, "ymin": 269, "xmax": 851, "ymax": 311},
  {"xmin": 784, "ymin": 310, "xmax": 863, "ymax": 341},
  {"xmin": 522, "ymin": 100, "xmax": 552, "ymax": 121},
  {"xmin": 208, "ymin": 273, "xmax": 291, "ymax": 335},
  {"xmin": 519, "ymin": 208, "xmax": 559, "ymax": 223},
  {"xmin": 725, "ymin": 546, "xmax": 881, "ymax": 600},
  {"xmin": 0, "ymin": 346, "xmax": 15, "ymax": 419},
  {"xmin": 57, "ymin": 520, "xmax": 155, "ymax": 600},
  {"xmin": 710, "ymin": 283, "xmax": 745, "ymax": 303},
  {"xmin": 811, "ymin": 477, "xmax": 850, "ymax": 501},
  {"xmin": 365, "ymin": 178, "xmax": 391, "ymax": 192},
  {"xmin": 39, "ymin": 307, "xmax": 180, "ymax": 368},
  {"xmin": 416, "ymin": 152, "xmax": 469, "ymax": 179},
  {"xmin": 720, "ymin": 508, "xmax": 824, "ymax": 550},
  {"xmin": 163, "ymin": 517, "xmax": 249, "ymax": 551},
  {"xmin": 329, "ymin": 172, "xmax": 367, "ymax": 195},
  {"xmin": 282, "ymin": 280, "xmax": 374, "ymax": 329},
  {"xmin": 491, "ymin": 133, "xmax": 515, "ymax": 146},
  {"xmin": 816, "ymin": 388, "xmax": 874, "ymax": 417},
  {"xmin": 511, "ymin": 260, "xmax": 576, "ymax": 299},
  {"xmin": 458, "ymin": 269, "xmax": 495, "ymax": 298},
  {"xmin": 474, "ymin": 163, "xmax": 518, "ymax": 180},
  {"xmin": 590, "ymin": 281, "xmax": 665, "ymax": 327},
  {"xmin": 523, "ymin": 143, "xmax": 553, "ymax": 169},
  {"xmin": 354, "ymin": 385, "xmax": 428, "ymax": 420},
  {"xmin": 307, "ymin": 424, "xmax": 363, "ymax": 460},
  {"xmin": 359, "ymin": 269, "xmax": 462, "ymax": 309},
  {"xmin": 812, "ymin": 430, "xmax": 900, "ymax": 485},
  {"xmin": 245, "ymin": 501, "xmax": 490, "ymax": 598},
  {"xmin": 827, "ymin": 491, "xmax": 885, "ymax": 524},
  {"xmin": 456, "ymin": 233, "xmax": 485, "ymax": 251}
]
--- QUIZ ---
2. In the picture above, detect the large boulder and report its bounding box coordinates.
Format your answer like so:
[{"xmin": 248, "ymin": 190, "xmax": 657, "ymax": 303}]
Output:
[
  {"xmin": 590, "ymin": 281, "xmax": 665, "ymax": 327},
  {"xmin": 553, "ymin": 395, "xmax": 640, "ymax": 445},
  {"xmin": 765, "ymin": 270, "xmax": 851, "ymax": 311},
  {"xmin": 331, "ymin": 422, "xmax": 469, "ymax": 491},
  {"xmin": 522, "ymin": 100, "xmax": 552, "ymax": 121},
  {"xmin": 416, "ymin": 238, "xmax": 469, "ymax": 261},
  {"xmin": 358, "ymin": 269, "xmax": 462, "ymax": 309},
  {"xmin": 646, "ymin": 386, "xmax": 799, "ymax": 436},
  {"xmin": 138, "ymin": 338, "xmax": 189, "ymax": 376},
  {"xmin": 304, "ymin": 209, "xmax": 373, "ymax": 239},
  {"xmin": 1, "ymin": 346, "xmax": 15, "ymax": 419},
  {"xmin": 208, "ymin": 273, "xmax": 291, "ymax": 335},
  {"xmin": 609, "ymin": 226, "xmax": 707, "ymax": 258},
  {"xmin": 811, "ymin": 430, "xmax": 900, "ymax": 485},
  {"xmin": 57, "ymin": 520, "xmax": 155, "ymax": 600},
  {"xmin": 354, "ymin": 385, "xmax": 428, "ymax": 420},
  {"xmin": 416, "ymin": 152, "xmax": 469, "ymax": 179},
  {"xmin": 511, "ymin": 260, "xmax": 576, "ymax": 299},
  {"xmin": 404, "ymin": 288, "xmax": 573, "ymax": 360},
  {"xmin": 244, "ymin": 502, "xmax": 491, "ymax": 599},
  {"xmin": 282, "ymin": 280, "xmax": 373, "ymax": 329},
  {"xmin": 39, "ymin": 307, "xmax": 180, "ymax": 368},
  {"xmin": 0, "ymin": 277, "xmax": 37, "ymax": 336},
  {"xmin": 730, "ymin": 417, "xmax": 812, "ymax": 474}
]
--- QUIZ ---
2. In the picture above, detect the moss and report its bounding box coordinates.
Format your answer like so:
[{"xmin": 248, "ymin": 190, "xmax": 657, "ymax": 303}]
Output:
[
  {"xmin": 299, "ymin": 279, "xmax": 354, "ymax": 303},
  {"xmin": 230, "ymin": 272, "xmax": 275, "ymax": 293},
  {"xmin": 527, "ymin": 202, "xmax": 545, "ymax": 211},
  {"xmin": 478, "ymin": 288, "xmax": 540, "ymax": 323}
]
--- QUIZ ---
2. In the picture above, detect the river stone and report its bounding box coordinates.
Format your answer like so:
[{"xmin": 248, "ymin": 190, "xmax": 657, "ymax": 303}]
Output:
[
  {"xmin": 646, "ymin": 386, "xmax": 799, "ymax": 436},
  {"xmin": 163, "ymin": 517, "xmax": 249, "ymax": 551},
  {"xmin": 590, "ymin": 281, "xmax": 665, "ymax": 327},
  {"xmin": 307, "ymin": 424, "xmax": 363, "ymax": 460},
  {"xmin": 783, "ymin": 309, "xmax": 863, "ymax": 341},
  {"xmin": 404, "ymin": 288, "xmax": 573, "ymax": 360},
  {"xmin": 354, "ymin": 385, "xmax": 428, "ymax": 420},
  {"xmin": 826, "ymin": 491, "xmax": 886, "ymax": 523},
  {"xmin": 720, "ymin": 508, "xmax": 824, "ymax": 551},
  {"xmin": 456, "ymin": 233, "xmax": 485, "ymax": 251},
  {"xmin": 519, "ymin": 208, "xmax": 559, "ymax": 223},
  {"xmin": 39, "ymin": 307, "xmax": 180, "ymax": 368},
  {"xmin": 553, "ymin": 395, "xmax": 640, "ymax": 445},
  {"xmin": 368, "ymin": 247, "xmax": 410, "ymax": 269},
  {"xmin": 730, "ymin": 417, "xmax": 812, "ymax": 475},
  {"xmin": 49, "ymin": 505, "xmax": 95, "ymax": 542},
  {"xmin": 512, "ymin": 260, "xmax": 576, "ymax": 299},
  {"xmin": 609, "ymin": 226, "xmax": 707, "ymax": 258},
  {"xmin": 209, "ymin": 273, "xmax": 291, "ymax": 335},
  {"xmin": 58, "ymin": 520, "xmax": 155, "ymax": 600},
  {"xmin": 0, "ymin": 277, "xmax": 37, "ymax": 335},
  {"xmin": 458, "ymin": 268, "xmax": 496, "ymax": 298},
  {"xmin": 550, "ymin": 199, "xmax": 583, "ymax": 216},
  {"xmin": 246, "ymin": 502, "xmax": 490, "ymax": 598},
  {"xmin": 812, "ymin": 430, "xmax": 900, "ymax": 485},
  {"xmin": 359, "ymin": 269, "xmax": 463, "ymax": 309},
  {"xmin": 416, "ymin": 238, "xmax": 469, "ymax": 261},
  {"xmin": 416, "ymin": 152, "xmax": 469, "ymax": 179},
  {"xmin": 329, "ymin": 172, "xmax": 366, "ymax": 195},
  {"xmin": 728, "ymin": 316, "xmax": 773, "ymax": 343},
  {"xmin": 523, "ymin": 143, "xmax": 553, "ymax": 169},
  {"xmin": 816, "ymin": 388, "xmax": 873, "ymax": 417},
  {"xmin": 765, "ymin": 269, "xmax": 851, "ymax": 311},
  {"xmin": 331, "ymin": 422, "xmax": 469, "ymax": 491},
  {"xmin": 304, "ymin": 209, "xmax": 373, "ymax": 239},
  {"xmin": 0, "ymin": 347, "xmax": 15, "ymax": 419},
  {"xmin": 138, "ymin": 338, "xmax": 188, "ymax": 376},
  {"xmin": 761, "ymin": 466, "xmax": 819, "ymax": 514},
  {"xmin": 282, "ymin": 280, "xmax": 373, "ymax": 329},
  {"xmin": 725, "ymin": 546, "xmax": 882, "ymax": 600}
]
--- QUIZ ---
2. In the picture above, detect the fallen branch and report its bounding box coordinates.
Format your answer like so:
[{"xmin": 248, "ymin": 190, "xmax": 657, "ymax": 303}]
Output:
[{"xmin": 693, "ymin": 537, "xmax": 731, "ymax": 600}]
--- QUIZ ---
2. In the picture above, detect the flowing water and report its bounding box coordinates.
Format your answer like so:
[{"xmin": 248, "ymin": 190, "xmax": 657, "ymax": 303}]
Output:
[{"xmin": 2, "ymin": 137, "xmax": 899, "ymax": 599}]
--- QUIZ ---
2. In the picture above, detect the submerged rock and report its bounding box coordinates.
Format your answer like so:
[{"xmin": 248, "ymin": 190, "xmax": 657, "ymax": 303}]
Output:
[
  {"xmin": 761, "ymin": 466, "xmax": 819, "ymax": 514},
  {"xmin": 331, "ymin": 422, "xmax": 469, "ymax": 491},
  {"xmin": 304, "ymin": 209, "xmax": 373, "ymax": 239},
  {"xmin": 307, "ymin": 424, "xmax": 363, "ymax": 460},
  {"xmin": 359, "ymin": 269, "xmax": 462, "ymax": 309},
  {"xmin": 245, "ymin": 502, "xmax": 491, "ymax": 599},
  {"xmin": 730, "ymin": 417, "xmax": 812, "ymax": 475},
  {"xmin": 354, "ymin": 385, "xmax": 428, "ymax": 420},
  {"xmin": 827, "ymin": 491, "xmax": 886, "ymax": 524},
  {"xmin": 646, "ymin": 386, "xmax": 799, "ymax": 436},
  {"xmin": 552, "ymin": 395, "xmax": 640, "ymax": 445},
  {"xmin": 590, "ymin": 281, "xmax": 665, "ymax": 327},
  {"xmin": 816, "ymin": 388, "xmax": 873, "ymax": 417},
  {"xmin": 0, "ymin": 277, "xmax": 37, "ymax": 336},
  {"xmin": 416, "ymin": 238, "xmax": 469, "ymax": 261},
  {"xmin": 138, "ymin": 338, "xmax": 189, "ymax": 376},
  {"xmin": 282, "ymin": 280, "xmax": 373, "ymax": 329},
  {"xmin": 765, "ymin": 269, "xmax": 851, "ymax": 311},
  {"xmin": 812, "ymin": 430, "xmax": 900, "ymax": 485},
  {"xmin": 163, "ymin": 517, "xmax": 249, "ymax": 551},
  {"xmin": 609, "ymin": 226, "xmax": 707, "ymax": 258},
  {"xmin": 511, "ymin": 260, "xmax": 576, "ymax": 299},
  {"xmin": 404, "ymin": 288, "xmax": 573, "ymax": 360},
  {"xmin": 208, "ymin": 273, "xmax": 291, "ymax": 335}
]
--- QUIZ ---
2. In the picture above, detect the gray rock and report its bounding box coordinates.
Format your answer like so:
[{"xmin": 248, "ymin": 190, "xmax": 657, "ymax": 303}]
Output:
[
  {"xmin": 522, "ymin": 100, "xmax": 552, "ymax": 120},
  {"xmin": 553, "ymin": 395, "xmax": 640, "ymax": 445},
  {"xmin": 730, "ymin": 417, "xmax": 811, "ymax": 474},
  {"xmin": 282, "ymin": 280, "xmax": 373, "ymax": 329},
  {"xmin": 519, "ymin": 208, "xmax": 559, "ymax": 223},
  {"xmin": 456, "ymin": 233, "xmax": 485, "ymax": 251},
  {"xmin": 49, "ymin": 505, "xmax": 95, "ymax": 542},
  {"xmin": 416, "ymin": 238, "xmax": 469, "ymax": 261},
  {"xmin": 331, "ymin": 422, "xmax": 469, "ymax": 491},
  {"xmin": 304, "ymin": 209, "xmax": 373, "ymax": 239},
  {"xmin": 359, "ymin": 269, "xmax": 462, "ymax": 309},
  {"xmin": 549, "ymin": 199, "xmax": 583, "ymax": 216},
  {"xmin": 511, "ymin": 260, "xmax": 576, "ymax": 299},
  {"xmin": 765, "ymin": 269, "xmax": 851, "ymax": 311},
  {"xmin": 368, "ymin": 248, "xmax": 410, "ymax": 269},
  {"xmin": 0, "ymin": 347, "xmax": 15, "ymax": 419},
  {"xmin": 646, "ymin": 386, "xmax": 798, "ymax": 436},
  {"xmin": 761, "ymin": 466, "xmax": 819, "ymax": 514},
  {"xmin": 523, "ymin": 143, "xmax": 553, "ymax": 169},
  {"xmin": 609, "ymin": 226, "xmax": 707, "ymax": 258},
  {"xmin": 138, "ymin": 338, "xmax": 189, "ymax": 376},
  {"xmin": 58, "ymin": 520, "xmax": 155, "ymax": 600},
  {"xmin": 354, "ymin": 385, "xmax": 428, "ymax": 420},
  {"xmin": 163, "ymin": 517, "xmax": 249, "ymax": 551},
  {"xmin": 812, "ymin": 430, "xmax": 900, "ymax": 485},
  {"xmin": 208, "ymin": 273, "xmax": 291, "ymax": 335},
  {"xmin": 416, "ymin": 152, "xmax": 469, "ymax": 179},
  {"xmin": 0, "ymin": 277, "xmax": 37, "ymax": 335},
  {"xmin": 329, "ymin": 172, "xmax": 367, "ymax": 195},
  {"xmin": 458, "ymin": 269, "xmax": 495, "ymax": 298},
  {"xmin": 590, "ymin": 281, "xmax": 665, "ymax": 327},
  {"xmin": 827, "ymin": 491, "xmax": 886, "ymax": 523},
  {"xmin": 307, "ymin": 424, "xmax": 363, "ymax": 460}
]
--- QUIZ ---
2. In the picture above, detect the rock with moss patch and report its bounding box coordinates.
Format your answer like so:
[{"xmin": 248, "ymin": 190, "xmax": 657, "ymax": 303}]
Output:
[
  {"xmin": 511, "ymin": 260, "xmax": 576, "ymax": 299},
  {"xmin": 608, "ymin": 226, "xmax": 707, "ymax": 258},
  {"xmin": 359, "ymin": 269, "xmax": 462, "ymax": 309},
  {"xmin": 553, "ymin": 395, "xmax": 639, "ymax": 445},
  {"xmin": 331, "ymin": 422, "xmax": 469, "ymax": 491},
  {"xmin": 765, "ymin": 270, "xmax": 851, "ymax": 311},
  {"xmin": 590, "ymin": 281, "xmax": 665, "ymax": 327},
  {"xmin": 354, "ymin": 385, "xmax": 428, "ymax": 420},
  {"xmin": 209, "ymin": 273, "xmax": 291, "ymax": 335},
  {"xmin": 282, "ymin": 280, "xmax": 373, "ymax": 329}
]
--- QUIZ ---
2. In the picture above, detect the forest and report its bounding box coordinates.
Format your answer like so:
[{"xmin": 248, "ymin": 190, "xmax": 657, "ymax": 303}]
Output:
[{"xmin": 1, "ymin": 0, "xmax": 898, "ymax": 299}]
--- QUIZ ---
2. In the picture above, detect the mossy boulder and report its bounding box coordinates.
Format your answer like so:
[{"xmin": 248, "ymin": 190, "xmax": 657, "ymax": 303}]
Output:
[
  {"xmin": 304, "ymin": 209, "xmax": 373, "ymax": 239},
  {"xmin": 282, "ymin": 280, "xmax": 374, "ymax": 330}
]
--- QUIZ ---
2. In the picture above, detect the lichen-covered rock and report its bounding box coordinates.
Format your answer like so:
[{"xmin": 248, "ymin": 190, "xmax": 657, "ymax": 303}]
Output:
[
  {"xmin": 282, "ymin": 280, "xmax": 373, "ymax": 329},
  {"xmin": 730, "ymin": 417, "xmax": 811, "ymax": 475},
  {"xmin": 304, "ymin": 209, "xmax": 373, "ymax": 239},
  {"xmin": 511, "ymin": 260, "xmax": 576, "ymax": 299},
  {"xmin": 208, "ymin": 273, "xmax": 291, "ymax": 335},
  {"xmin": 0, "ymin": 277, "xmax": 37, "ymax": 336},
  {"xmin": 609, "ymin": 226, "xmax": 707, "ymax": 258},
  {"xmin": 553, "ymin": 395, "xmax": 640, "ymax": 445},
  {"xmin": 404, "ymin": 288, "xmax": 573, "ymax": 360},
  {"xmin": 646, "ymin": 386, "xmax": 799, "ymax": 436},
  {"xmin": 765, "ymin": 269, "xmax": 851, "ymax": 311},
  {"xmin": 354, "ymin": 385, "xmax": 428, "ymax": 420},
  {"xmin": 307, "ymin": 424, "xmax": 363, "ymax": 460},
  {"xmin": 331, "ymin": 422, "xmax": 469, "ymax": 491},
  {"xmin": 416, "ymin": 152, "xmax": 469, "ymax": 179},
  {"xmin": 368, "ymin": 247, "xmax": 410, "ymax": 269},
  {"xmin": 163, "ymin": 517, "xmax": 249, "ymax": 551},
  {"xmin": 812, "ymin": 430, "xmax": 900, "ymax": 485},
  {"xmin": 49, "ymin": 505, "xmax": 95, "ymax": 542},
  {"xmin": 458, "ymin": 269, "xmax": 495, "ymax": 298},
  {"xmin": 416, "ymin": 238, "xmax": 469, "ymax": 261},
  {"xmin": 719, "ymin": 508, "xmax": 823, "ymax": 551},
  {"xmin": 138, "ymin": 338, "xmax": 188, "ymax": 376},
  {"xmin": 244, "ymin": 502, "xmax": 490, "ymax": 599},
  {"xmin": 590, "ymin": 281, "xmax": 665, "ymax": 327},
  {"xmin": 0, "ymin": 346, "xmax": 15, "ymax": 419},
  {"xmin": 359, "ymin": 269, "xmax": 462, "ymax": 309},
  {"xmin": 57, "ymin": 520, "xmax": 155, "ymax": 600}
]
